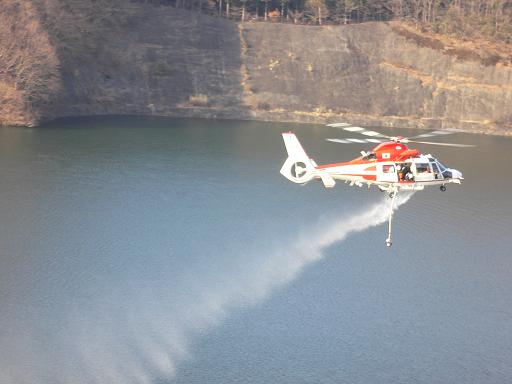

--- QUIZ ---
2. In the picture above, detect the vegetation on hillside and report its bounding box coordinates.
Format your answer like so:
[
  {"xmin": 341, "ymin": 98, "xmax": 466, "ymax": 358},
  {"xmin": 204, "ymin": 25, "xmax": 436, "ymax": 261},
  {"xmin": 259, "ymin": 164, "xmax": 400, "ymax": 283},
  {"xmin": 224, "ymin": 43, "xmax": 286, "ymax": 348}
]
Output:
[{"xmin": 137, "ymin": 0, "xmax": 512, "ymax": 43}]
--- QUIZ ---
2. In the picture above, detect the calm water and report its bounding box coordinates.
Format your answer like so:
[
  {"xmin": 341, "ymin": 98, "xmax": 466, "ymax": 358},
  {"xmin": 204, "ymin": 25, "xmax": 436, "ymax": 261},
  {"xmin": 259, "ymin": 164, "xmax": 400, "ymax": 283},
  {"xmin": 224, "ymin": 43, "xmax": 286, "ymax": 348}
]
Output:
[{"xmin": 0, "ymin": 116, "xmax": 511, "ymax": 384}]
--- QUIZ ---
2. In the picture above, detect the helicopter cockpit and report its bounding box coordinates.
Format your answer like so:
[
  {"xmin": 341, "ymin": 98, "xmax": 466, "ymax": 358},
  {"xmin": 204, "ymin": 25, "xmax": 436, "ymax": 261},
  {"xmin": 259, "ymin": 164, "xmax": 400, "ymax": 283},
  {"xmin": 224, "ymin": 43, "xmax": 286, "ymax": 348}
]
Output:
[
  {"xmin": 427, "ymin": 156, "xmax": 454, "ymax": 179},
  {"xmin": 394, "ymin": 156, "xmax": 451, "ymax": 182}
]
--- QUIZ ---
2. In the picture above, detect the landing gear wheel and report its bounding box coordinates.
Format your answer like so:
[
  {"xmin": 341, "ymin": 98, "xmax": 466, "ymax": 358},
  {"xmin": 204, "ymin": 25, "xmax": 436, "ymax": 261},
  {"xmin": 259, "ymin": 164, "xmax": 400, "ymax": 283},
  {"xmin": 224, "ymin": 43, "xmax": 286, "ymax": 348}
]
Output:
[
  {"xmin": 440, "ymin": 185, "xmax": 447, "ymax": 192},
  {"xmin": 388, "ymin": 192, "xmax": 395, "ymax": 198},
  {"xmin": 386, "ymin": 239, "xmax": 392, "ymax": 247}
]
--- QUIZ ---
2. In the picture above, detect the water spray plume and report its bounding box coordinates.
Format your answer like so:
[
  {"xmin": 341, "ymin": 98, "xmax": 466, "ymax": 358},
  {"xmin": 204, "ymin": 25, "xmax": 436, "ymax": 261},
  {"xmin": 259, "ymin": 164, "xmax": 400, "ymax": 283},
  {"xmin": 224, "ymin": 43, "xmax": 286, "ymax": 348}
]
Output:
[{"xmin": 0, "ymin": 194, "xmax": 413, "ymax": 384}]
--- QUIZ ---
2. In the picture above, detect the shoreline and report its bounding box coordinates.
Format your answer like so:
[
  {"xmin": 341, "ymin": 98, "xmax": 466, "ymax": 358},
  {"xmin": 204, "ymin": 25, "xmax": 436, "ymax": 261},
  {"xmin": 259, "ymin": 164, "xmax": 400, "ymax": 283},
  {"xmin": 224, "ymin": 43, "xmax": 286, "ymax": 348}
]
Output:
[{"xmin": 7, "ymin": 108, "xmax": 510, "ymax": 137}]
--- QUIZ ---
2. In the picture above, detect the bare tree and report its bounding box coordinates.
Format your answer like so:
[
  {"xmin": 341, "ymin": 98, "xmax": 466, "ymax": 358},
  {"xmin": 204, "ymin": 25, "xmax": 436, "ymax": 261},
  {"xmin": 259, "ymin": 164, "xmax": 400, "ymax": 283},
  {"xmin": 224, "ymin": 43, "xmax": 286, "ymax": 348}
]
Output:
[
  {"xmin": 241, "ymin": 0, "xmax": 247, "ymax": 21},
  {"xmin": 305, "ymin": 0, "xmax": 329, "ymax": 24}
]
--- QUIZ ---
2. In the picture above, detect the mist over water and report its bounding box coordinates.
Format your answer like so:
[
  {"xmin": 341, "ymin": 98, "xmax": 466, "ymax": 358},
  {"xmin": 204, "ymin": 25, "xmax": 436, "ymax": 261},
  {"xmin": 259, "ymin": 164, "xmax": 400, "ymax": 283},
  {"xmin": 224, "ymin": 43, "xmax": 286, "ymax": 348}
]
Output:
[{"xmin": 1, "ymin": 117, "xmax": 512, "ymax": 384}]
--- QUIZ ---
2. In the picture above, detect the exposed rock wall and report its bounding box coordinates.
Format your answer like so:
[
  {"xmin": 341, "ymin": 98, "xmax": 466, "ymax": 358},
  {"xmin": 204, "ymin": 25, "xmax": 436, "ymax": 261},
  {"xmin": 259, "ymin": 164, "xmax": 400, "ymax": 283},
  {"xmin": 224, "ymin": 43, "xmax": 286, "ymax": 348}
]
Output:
[
  {"xmin": 241, "ymin": 22, "xmax": 512, "ymax": 133},
  {"xmin": 0, "ymin": 0, "xmax": 62, "ymax": 125},
  {"xmin": 1, "ymin": 0, "xmax": 248, "ymax": 126},
  {"xmin": 1, "ymin": 1, "xmax": 511, "ymax": 133}
]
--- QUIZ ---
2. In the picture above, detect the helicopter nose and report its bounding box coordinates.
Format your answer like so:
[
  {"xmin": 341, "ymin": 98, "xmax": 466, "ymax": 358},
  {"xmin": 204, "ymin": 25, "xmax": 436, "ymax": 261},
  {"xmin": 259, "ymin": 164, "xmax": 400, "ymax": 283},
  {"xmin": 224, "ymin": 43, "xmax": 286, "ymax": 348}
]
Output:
[{"xmin": 451, "ymin": 169, "xmax": 463, "ymax": 180}]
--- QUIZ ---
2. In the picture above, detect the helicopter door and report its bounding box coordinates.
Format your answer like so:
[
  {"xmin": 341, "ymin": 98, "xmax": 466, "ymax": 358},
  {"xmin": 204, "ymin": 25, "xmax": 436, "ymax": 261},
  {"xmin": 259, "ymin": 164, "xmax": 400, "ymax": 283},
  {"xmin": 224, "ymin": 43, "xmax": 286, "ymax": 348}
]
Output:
[{"xmin": 377, "ymin": 163, "xmax": 398, "ymax": 183}]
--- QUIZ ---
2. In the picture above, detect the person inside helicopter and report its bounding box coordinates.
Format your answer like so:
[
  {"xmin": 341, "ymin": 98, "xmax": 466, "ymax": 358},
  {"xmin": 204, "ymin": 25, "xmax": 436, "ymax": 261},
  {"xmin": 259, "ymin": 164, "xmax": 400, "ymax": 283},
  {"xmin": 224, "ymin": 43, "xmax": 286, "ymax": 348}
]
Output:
[{"xmin": 401, "ymin": 163, "xmax": 413, "ymax": 181}]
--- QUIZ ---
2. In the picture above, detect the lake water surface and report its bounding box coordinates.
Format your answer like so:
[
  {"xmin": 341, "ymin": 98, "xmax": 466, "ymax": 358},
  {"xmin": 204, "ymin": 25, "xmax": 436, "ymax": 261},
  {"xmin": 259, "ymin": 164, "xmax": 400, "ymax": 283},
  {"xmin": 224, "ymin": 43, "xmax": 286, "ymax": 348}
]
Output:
[{"xmin": 0, "ymin": 116, "xmax": 511, "ymax": 384}]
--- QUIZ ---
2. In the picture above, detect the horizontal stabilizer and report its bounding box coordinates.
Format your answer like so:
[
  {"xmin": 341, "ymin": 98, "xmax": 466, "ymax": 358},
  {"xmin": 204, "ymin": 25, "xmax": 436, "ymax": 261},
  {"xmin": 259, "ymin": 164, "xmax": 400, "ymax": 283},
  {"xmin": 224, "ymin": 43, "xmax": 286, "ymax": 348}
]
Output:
[{"xmin": 318, "ymin": 171, "xmax": 336, "ymax": 188}]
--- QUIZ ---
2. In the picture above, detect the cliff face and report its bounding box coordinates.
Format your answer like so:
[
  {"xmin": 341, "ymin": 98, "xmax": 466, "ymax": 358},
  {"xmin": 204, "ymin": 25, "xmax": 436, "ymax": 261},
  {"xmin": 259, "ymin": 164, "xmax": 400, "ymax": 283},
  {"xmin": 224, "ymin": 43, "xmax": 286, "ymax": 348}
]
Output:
[
  {"xmin": 241, "ymin": 22, "xmax": 512, "ymax": 133},
  {"xmin": 1, "ymin": 1, "xmax": 511, "ymax": 133},
  {"xmin": 0, "ymin": 0, "xmax": 62, "ymax": 125},
  {"xmin": 1, "ymin": 0, "xmax": 248, "ymax": 126}
]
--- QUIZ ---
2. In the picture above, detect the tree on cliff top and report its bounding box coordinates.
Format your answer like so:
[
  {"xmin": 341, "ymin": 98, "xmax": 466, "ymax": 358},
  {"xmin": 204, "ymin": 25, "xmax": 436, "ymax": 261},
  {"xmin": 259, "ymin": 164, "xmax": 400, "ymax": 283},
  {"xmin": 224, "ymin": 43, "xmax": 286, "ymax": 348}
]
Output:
[
  {"xmin": 304, "ymin": 0, "xmax": 329, "ymax": 24},
  {"xmin": 137, "ymin": 0, "xmax": 512, "ymax": 44}
]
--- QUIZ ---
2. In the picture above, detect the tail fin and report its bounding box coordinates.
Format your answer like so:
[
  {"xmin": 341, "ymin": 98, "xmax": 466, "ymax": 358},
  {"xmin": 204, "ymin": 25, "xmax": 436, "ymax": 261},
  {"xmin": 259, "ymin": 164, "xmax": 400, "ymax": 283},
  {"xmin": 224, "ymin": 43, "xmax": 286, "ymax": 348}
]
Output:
[{"xmin": 280, "ymin": 132, "xmax": 317, "ymax": 184}]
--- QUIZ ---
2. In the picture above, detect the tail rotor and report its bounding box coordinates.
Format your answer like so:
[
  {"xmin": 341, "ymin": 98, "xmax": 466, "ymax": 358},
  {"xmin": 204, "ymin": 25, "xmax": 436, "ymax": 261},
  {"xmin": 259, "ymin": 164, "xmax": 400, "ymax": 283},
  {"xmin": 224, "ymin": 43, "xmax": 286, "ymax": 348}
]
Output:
[{"xmin": 280, "ymin": 132, "xmax": 316, "ymax": 184}]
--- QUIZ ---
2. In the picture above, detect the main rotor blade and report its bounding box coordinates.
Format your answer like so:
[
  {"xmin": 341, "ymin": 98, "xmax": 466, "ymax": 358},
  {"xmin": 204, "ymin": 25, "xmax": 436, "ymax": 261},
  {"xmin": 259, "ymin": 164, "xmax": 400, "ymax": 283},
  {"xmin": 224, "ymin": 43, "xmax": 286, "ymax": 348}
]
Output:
[
  {"xmin": 409, "ymin": 129, "xmax": 461, "ymax": 139},
  {"xmin": 342, "ymin": 127, "xmax": 389, "ymax": 138},
  {"xmin": 360, "ymin": 130, "xmax": 388, "ymax": 138},
  {"xmin": 407, "ymin": 140, "xmax": 475, "ymax": 147},
  {"xmin": 343, "ymin": 126, "xmax": 365, "ymax": 132},
  {"xmin": 326, "ymin": 122, "xmax": 351, "ymax": 127},
  {"xmin": 327, "ymin": 138, "xmax": 383, "ymax": 144},
  {"xmin": 328, "ymin": 125, "xmax": 468, "ymax": 145}
]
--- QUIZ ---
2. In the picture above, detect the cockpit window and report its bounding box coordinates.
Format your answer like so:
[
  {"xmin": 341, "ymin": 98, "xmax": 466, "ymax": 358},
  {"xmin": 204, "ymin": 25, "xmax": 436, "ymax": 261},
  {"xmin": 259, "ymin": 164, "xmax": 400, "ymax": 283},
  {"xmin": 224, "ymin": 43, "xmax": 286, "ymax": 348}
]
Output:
[
  {"xmin": 415, "ymin": 163, "xmax": 431, "ymax": 173},
  {"xmin": 383, "ymin": 164, "xmax": 395, "ymax": 173},
  {"xmin": 362, "ymin": 152, "xmax": 377, "ymax": 160},
  {"xmin": 436, "ymin": 160, "xmax": 448, "ymax": 172},
  {"xmin": 430, "ymin": 157, "xmax": 448, "ymax": 171},
  {"xmin": 431, "ymin": 162, "xmax": 443, "ymax": 179}
]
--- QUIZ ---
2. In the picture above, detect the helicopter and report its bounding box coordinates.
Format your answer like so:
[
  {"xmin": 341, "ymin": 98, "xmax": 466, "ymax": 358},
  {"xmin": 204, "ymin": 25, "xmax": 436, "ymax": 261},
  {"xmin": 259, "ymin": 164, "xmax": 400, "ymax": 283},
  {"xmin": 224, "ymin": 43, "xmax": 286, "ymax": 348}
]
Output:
[{"xmin": 280, "ymin": 123, "xmax": 474, "ymax": 247}]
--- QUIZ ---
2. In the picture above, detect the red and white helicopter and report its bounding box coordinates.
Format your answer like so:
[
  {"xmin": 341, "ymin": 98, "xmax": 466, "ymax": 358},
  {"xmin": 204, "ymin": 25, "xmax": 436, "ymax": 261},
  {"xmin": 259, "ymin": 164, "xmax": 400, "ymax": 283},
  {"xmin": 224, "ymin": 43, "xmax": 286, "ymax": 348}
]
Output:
[{"xmin": 280, "ymin": 123, "xmax": 473, "ymax": 247}]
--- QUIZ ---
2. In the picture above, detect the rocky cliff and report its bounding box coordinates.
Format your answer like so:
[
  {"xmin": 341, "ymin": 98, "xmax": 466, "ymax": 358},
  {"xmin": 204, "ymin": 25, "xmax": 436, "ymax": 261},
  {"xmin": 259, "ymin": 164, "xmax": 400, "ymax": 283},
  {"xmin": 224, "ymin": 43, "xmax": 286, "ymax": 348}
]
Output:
[
  {"xmin": 1, "ymin": 0, "xmax": 511, "ymax": 133},
  {"xmin": 241, "ymin": 22, "xmax": 512, "ymax": 133}
]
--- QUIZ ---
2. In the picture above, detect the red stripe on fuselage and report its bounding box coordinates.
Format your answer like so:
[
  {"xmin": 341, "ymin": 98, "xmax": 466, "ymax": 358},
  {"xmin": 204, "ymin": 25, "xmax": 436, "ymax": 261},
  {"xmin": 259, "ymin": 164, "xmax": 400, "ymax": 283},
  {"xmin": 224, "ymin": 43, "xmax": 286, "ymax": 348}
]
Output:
[{"xmin": 316, "ymin": 158, "xmax": 370, "ymax": 169}]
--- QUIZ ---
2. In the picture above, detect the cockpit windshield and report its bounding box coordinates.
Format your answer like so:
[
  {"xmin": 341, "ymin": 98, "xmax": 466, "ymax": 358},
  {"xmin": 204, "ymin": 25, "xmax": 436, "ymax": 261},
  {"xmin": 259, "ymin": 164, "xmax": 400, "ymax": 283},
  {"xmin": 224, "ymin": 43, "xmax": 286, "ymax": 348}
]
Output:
[
  {"xmin": 436, "ymin": 159, "xmax": 448, "ymax": 171},
  {"xmin": 429, "ymin": 156, "xmax": 448, "ymax": 172}
]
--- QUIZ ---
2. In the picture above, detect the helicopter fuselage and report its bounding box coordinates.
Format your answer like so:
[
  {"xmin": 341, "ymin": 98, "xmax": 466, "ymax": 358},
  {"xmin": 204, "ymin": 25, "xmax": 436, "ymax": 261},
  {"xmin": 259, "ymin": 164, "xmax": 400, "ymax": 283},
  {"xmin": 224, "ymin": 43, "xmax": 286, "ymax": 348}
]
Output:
[
  {"xmin": 280, "ymin": 132, "xmax": 466, "ymax": 246},
  {"xmin": 315, "ymin": 141, "xmax": 463, "ymax": 191},
  {"xmin": 280, "ymin": 133, "xmax": 463, "ymax": 192}
]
